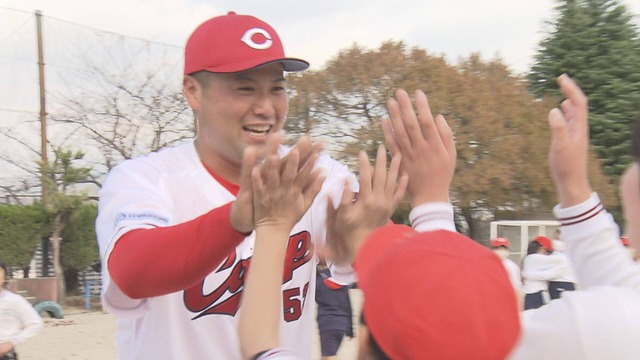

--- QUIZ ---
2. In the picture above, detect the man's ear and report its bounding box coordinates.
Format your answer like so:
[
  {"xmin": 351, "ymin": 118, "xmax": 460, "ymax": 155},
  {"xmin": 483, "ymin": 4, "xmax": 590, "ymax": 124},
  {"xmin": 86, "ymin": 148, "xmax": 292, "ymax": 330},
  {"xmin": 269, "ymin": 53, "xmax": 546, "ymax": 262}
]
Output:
[{"xmin": 183, "ymin": 75, "xmax": 202, "ymax": 111}]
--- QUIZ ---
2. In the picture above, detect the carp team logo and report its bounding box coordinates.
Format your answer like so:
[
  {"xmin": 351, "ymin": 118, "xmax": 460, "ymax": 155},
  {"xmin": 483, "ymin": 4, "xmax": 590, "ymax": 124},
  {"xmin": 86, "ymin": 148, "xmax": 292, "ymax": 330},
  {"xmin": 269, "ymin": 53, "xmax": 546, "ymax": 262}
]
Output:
[
  {"xmin": 184, "ymin": 231, "xmax": 313, "ymax": 321},
  {"xmin": 241, "ymin": 27, "xmax": 273, "ymax": 50}
]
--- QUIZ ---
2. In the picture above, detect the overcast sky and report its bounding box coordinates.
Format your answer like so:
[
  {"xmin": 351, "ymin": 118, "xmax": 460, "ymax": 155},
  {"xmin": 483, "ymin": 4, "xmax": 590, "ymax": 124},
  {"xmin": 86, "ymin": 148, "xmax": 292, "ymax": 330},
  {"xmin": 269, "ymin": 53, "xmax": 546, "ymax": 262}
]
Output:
[
  {"xmin": 1, "ymin": 0, "xmax": 640, "ymax": 189},
  {"xmin": 2, "ymin": 0, "xmax": 640, "ymax": 76}
]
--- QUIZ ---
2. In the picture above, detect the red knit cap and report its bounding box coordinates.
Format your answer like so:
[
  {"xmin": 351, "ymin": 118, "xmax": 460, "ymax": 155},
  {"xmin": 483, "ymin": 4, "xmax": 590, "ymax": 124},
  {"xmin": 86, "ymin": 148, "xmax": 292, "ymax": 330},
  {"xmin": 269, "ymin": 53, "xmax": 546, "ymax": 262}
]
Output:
[{"xmin": 355, "ymin": 224, "xmax": 521, "ymax": 360}]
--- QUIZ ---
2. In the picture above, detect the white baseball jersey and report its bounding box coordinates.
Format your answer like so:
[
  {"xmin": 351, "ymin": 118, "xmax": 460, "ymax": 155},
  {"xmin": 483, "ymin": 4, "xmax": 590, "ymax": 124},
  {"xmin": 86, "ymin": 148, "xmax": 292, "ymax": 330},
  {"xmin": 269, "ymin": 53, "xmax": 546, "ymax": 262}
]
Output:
[{"xmin": 96, "ymin": 140, "xmax": 357, "ymax": 360}]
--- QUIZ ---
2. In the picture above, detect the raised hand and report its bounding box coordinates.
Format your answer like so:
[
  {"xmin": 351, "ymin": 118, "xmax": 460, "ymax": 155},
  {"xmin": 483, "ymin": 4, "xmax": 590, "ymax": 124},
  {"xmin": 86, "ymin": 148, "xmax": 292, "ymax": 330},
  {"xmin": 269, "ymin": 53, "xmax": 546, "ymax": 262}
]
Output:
[
  {"xmin": 230, "ymin": 134, "xmax": 323, "ymax": 234},
  {"xmin": 383, "ymin": 89, "xmax": 456, "ymax": 206},
  {"xmin": 252, "ymin": 148, "xmax": 325, "ymax": 233},
  {"xmin": 239, "ymin": 146, "xmax": 324, "ymax": 360},
  {"xmin": 547, "ymin": 74, "xmax": 592, "ymax": 207},
  {"xmin": 326, "ymin": 145, "xmax": 408, "ymax": 265}
]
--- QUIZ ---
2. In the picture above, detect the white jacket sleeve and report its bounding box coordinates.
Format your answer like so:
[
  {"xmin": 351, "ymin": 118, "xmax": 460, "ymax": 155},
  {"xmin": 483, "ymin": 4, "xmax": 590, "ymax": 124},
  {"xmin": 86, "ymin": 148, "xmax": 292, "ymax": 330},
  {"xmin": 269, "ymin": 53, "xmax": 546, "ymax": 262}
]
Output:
[
  {"xmin": 510, "ymin": 286, "xmax": 640, "ymax": 360},
  {"xmin": 554, "ymin": 193, "xmax": 640, "ymax": 288},
  {"xmin": 11, "ymin": 296, "xmax": 43, "ymax": 346},
  {"xmin": 409, "ymin": 202, "xmax": 456, "ymax": 232}
]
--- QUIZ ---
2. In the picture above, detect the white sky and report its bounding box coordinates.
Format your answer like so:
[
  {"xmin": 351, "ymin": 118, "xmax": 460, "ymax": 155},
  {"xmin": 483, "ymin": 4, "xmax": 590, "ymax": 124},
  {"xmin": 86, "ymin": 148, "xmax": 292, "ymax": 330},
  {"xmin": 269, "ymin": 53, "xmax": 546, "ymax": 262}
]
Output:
[{"xmin": 2, "ymin": 0, "xmax": 640, "ymax": 76}]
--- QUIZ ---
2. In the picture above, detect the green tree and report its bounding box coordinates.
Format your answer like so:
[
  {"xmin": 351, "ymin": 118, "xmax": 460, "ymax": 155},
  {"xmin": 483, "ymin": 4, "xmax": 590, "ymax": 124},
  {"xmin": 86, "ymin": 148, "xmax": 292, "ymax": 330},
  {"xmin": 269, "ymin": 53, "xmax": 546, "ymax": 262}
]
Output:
[
  {"xmin": 61, "ymin": 203, "xmax": 99, "ymax": 293},
  {"xmin": 40, "ymin": 148, "xmax": 93, "ymax": 304},
  {"xmin": 0, "ymin": 204, "xmax": 49, "ymax": 272},
  {"xmin": 287, "ymin": 41, "xmax": 617, "ymax": 239},
  {"xmin": 528, "ymin": 0, "xmax": 640, "ymax": 178}
]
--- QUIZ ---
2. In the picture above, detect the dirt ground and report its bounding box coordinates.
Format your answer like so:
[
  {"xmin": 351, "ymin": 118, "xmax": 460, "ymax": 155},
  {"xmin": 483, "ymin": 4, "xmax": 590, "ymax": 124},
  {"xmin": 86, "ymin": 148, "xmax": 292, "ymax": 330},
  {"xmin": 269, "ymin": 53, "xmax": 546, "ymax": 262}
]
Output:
[{"xmin": 17, "ymin": 291, "xmax": 363, "ymax": 359}]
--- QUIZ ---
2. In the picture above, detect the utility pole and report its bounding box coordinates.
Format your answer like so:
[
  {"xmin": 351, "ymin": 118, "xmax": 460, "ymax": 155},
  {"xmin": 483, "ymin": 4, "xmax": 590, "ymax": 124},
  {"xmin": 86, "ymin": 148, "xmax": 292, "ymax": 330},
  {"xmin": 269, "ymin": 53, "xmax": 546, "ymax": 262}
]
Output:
[
  {"xmin": 36, "ymin": 10, "xmax": 65, "ymax": 304},
  {"xmin": 36, "ymin": 10, "xmax": 48, "ymax": 206}
]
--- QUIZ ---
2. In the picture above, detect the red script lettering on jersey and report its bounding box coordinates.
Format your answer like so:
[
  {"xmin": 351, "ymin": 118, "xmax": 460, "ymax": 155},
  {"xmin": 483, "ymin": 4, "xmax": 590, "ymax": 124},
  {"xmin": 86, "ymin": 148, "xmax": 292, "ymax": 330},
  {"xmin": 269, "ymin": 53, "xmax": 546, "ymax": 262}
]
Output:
[{"xmin": 183, "ymin": 231, "xmax": 314, "ymax": 319}]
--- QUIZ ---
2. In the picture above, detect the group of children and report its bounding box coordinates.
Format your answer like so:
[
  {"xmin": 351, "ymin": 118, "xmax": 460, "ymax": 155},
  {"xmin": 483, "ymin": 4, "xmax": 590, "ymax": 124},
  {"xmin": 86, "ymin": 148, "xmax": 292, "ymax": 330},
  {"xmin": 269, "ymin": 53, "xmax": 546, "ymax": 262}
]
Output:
[
  {"xmin": 238, "ymin": 73, "xmax": 640, "ymax": 359},
  {"xmin": 491, "ymin": 231, "xmax": 578, "ymax": 311},
  {"xmin": 492, "ymin": 227, "xmax": 638, "ymax": 315}
]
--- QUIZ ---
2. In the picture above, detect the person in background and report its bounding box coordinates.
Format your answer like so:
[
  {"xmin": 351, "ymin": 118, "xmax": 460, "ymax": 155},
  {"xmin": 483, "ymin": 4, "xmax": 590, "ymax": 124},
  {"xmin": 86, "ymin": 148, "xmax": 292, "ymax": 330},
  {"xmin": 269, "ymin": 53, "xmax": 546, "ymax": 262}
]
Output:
[
  {"xmin": 0, "ymin": 261, "xmax": 43, "ymax": 360},
  {"xmin": 620, "ymin": 235, "xmax": 637, "ymax": 261},
  {"xmin": 315, "ymin": 252, "xmax": 353, "ymax": 360},
  {"xmin": 548, "ymin": 228, "xmax": 578, "ymax": 299},
  {"xmin": 490, "ymin": 237, "xmax": 523, "ymax": 309},
  {"xmin": 520, "ymin": 236, "xmax": 561, "ymax": 310}
]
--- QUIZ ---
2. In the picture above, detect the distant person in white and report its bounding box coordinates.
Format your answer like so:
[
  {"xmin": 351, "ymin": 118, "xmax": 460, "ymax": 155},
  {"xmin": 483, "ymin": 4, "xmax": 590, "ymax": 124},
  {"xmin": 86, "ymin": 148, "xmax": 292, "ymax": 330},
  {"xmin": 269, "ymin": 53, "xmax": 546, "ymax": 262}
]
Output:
[
  {"xmin": 0, "ymin": 261, "xmax": 43, "ymax": 360},
  {"xmin": 548, "ymin": 228, "xmax": 578, "ymax": 299},
  {"xmin": 490, "ymin": 237, "xmax": 523, "ymax": 309},
  {"xmin": 521, "ymin": 235, "xmax": 559, "ymax": 310}
]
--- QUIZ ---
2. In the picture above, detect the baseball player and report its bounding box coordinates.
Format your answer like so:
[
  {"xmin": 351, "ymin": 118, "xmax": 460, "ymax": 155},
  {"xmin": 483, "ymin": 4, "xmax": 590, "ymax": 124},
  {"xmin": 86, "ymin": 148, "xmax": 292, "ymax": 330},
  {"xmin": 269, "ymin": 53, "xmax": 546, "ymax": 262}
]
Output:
[{"xmin": 96, "ymin": 12, "xmax": 358, "ymax": 360}]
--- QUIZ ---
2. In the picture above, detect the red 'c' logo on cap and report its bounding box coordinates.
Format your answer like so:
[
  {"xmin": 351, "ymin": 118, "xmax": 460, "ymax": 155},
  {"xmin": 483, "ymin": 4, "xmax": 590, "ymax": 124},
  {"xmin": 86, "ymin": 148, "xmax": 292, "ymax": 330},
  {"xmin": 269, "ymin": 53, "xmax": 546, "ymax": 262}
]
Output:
[{"xmin": 241, "ymin": 28, "xmax": 273, "ymax": 50}]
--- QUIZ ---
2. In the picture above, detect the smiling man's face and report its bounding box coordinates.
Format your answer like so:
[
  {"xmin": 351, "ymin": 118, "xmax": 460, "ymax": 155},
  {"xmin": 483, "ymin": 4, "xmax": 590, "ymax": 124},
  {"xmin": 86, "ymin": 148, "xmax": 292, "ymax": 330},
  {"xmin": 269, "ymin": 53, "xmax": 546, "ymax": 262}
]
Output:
[{"xmin": 185, "ymin": 62, "xmax": 288, "ymax": 182}]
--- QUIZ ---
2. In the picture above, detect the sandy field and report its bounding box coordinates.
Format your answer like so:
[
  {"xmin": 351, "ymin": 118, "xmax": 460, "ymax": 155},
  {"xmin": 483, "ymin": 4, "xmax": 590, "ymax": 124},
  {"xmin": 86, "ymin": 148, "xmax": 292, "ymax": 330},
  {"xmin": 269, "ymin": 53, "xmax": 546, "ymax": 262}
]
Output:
[{"xmin": 16, "ymin": 291, "xmax": 363, "ymax": 360}]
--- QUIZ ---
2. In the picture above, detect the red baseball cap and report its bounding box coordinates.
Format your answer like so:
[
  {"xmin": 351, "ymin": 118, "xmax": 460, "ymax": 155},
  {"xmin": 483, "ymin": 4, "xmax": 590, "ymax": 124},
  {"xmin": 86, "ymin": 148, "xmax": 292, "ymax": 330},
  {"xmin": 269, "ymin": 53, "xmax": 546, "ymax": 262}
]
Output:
[
  {"xmin": 534, "ymin": 235, "xmax": 554, "ymax": 251},
  {"xmin": 621, "ymin": 235, "xmax": 630, "ymax": 246},
  {"xmin": 491, "ymin": 237, "xmax": 511, "ymax": 248},
  {"xmin": 355, "ymin": 225, "xmax": 521, "ymax": 360},
  {"xmin": 184, "ymin": 11, "xmax": 309, "ymax": 75}
]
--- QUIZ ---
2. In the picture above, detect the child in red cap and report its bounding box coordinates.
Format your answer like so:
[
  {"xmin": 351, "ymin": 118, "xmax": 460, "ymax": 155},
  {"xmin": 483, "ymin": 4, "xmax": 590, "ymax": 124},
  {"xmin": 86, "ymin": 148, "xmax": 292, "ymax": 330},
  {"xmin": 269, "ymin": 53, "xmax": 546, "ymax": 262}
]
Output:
[
  {"xmin": 521, "ymin": 235, "xmax": 564, "ymax": 310},
  {"xmin": 547, "ymin": 229, "xmax": 578, "ymax": 300},
  {"xmin": 490, "ymin": 237, "xmax": 524, "ymax": 308}
]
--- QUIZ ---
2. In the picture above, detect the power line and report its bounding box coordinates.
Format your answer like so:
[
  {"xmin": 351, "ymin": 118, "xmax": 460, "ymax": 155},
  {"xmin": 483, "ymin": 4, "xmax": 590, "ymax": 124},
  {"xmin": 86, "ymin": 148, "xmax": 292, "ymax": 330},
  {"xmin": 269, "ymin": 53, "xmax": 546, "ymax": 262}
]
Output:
[
  {"xmin": 43, "ymin": 14, "xmax": 184, "ymax": 50},
  {"xmin": 0, "ymin": 5, "xmax": 31, "ymax": 15},
  {"xmin": 0, "ymin": 5, "xmax": 184, "ymax": 50},
  {"xmin": 0, "ymin": 108, "xmax": 37, "ymax": 114},
  {"xmin": 0, "ymin": 16, "xmax": 32, "ymax": 47},
  {"xmin": 0, "ymin": 54, "xmax": 33, "ymax": 63}
]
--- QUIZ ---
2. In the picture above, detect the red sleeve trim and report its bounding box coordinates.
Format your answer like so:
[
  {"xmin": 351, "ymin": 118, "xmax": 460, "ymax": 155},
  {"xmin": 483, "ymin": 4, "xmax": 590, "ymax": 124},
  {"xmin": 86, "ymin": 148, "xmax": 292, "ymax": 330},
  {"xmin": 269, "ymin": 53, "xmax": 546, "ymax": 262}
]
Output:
[
  {"xmin": 108, "ymin": 202, "xmax": 249, "ymax": 299},
  {"xmin": 557, "ymin": 203, "xmax": 604, "ymax": 226}
]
